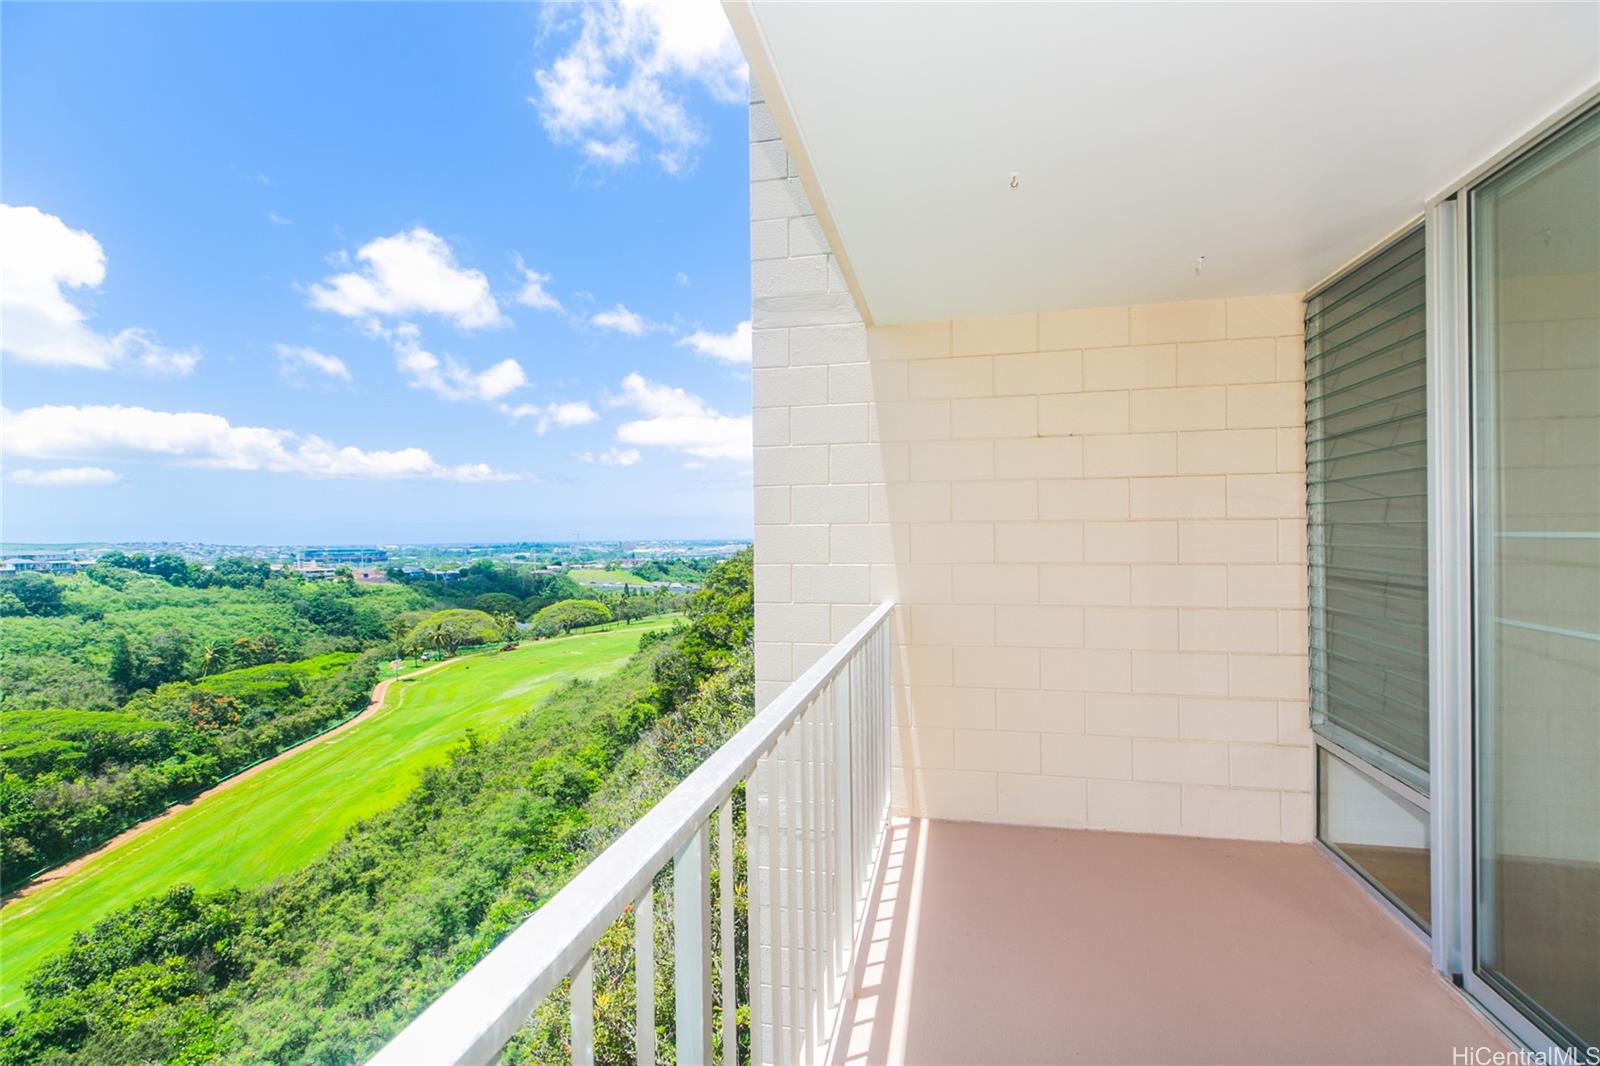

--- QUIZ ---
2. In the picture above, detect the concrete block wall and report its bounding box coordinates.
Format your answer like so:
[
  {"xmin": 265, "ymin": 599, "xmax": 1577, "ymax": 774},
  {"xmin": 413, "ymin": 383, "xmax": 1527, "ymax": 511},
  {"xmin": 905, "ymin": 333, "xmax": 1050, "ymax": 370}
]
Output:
[{"xmin": 750, "ymin": 96, "xmax": 1315, "ymax": 843}]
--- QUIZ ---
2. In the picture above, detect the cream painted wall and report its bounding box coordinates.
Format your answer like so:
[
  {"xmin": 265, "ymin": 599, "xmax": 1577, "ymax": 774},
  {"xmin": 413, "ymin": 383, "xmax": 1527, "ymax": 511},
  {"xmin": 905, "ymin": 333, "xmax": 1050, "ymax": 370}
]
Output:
[{"xmin": 751, "ymin": 95, "xmax": 1315, "ymax": 843}]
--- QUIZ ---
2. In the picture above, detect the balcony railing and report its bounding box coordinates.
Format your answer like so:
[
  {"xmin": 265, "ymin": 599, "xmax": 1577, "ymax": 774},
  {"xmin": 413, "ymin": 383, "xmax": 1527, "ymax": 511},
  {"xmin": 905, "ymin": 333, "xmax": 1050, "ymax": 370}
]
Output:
[{"xmin": 371, "ymin": 600, "xmax": 896, "ymax": 1066}]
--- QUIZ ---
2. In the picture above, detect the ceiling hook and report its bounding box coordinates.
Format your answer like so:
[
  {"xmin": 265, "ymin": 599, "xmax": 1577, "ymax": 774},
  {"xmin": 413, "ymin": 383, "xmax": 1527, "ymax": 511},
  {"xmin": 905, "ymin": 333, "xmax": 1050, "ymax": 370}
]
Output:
[{"xmin": 1009, "ymin": 173, "xmax": 1019, "ymax": 190}]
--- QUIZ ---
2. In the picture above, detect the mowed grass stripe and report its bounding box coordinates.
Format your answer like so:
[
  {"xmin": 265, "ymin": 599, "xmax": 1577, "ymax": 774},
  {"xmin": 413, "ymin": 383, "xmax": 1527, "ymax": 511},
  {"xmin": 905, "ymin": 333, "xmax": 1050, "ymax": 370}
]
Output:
[{"xmin": 0, "ymin": 619, "xmax": 677, "ymax": 1010}]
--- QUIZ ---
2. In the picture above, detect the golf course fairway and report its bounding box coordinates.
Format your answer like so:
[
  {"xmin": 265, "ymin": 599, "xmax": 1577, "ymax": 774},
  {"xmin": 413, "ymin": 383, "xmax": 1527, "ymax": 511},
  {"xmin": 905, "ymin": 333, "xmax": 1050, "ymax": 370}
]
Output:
[{"xmin": 0, "ymin": 619, "xmax": 676, "ymax": 1010}]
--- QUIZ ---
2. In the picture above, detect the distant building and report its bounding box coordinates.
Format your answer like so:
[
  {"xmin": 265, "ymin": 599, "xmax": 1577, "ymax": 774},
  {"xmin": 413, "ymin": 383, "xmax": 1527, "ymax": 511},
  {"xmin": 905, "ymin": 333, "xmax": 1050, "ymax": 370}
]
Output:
[{"xmin": 300, "ymin": 546, "xmax": 388, "ymax": 565}]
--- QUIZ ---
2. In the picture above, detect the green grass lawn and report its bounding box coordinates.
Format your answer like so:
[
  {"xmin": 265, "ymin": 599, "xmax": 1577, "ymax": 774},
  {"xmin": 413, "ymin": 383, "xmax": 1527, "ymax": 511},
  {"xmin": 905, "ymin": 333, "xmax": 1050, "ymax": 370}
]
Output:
[
  {"xmin": 565, "ymin": 567, "xmax": 649, "ymax": 585},
  {"xmin": 0, "ymin": 618, "xmax": 677, "ymax": 1010}
]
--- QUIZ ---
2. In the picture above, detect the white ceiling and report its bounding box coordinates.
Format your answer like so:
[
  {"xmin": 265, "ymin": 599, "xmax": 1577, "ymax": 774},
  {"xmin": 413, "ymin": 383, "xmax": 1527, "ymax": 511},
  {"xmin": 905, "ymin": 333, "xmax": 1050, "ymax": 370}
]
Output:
[{"xmin": 746, "ymin": 2, "xmax": 1600, "ymax": 325}]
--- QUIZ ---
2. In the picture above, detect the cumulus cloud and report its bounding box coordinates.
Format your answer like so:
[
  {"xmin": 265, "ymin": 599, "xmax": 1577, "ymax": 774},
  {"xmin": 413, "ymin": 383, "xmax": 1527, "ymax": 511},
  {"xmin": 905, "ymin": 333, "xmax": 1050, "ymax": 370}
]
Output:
[
  {"xmin": 677, "ymin": 320, "xmax": 751, "ymax": 364},
  {"xmin": 577, "ymin": 446, "xmax": 642, "ymax": 467},
  {"xmin": 533, "ymin": 0, "xmax": 747, "ymax": 173},
  {"xmin": 589, "ymin": 303, "xmax": 655, "ymax": 336},
  {"xmin": 503, "ymin": 399, "xmax": 600, "ymax": 434},
  {"xmin": 9, "ymin": 466, "xmax": 121, "ymax": 487},
  {"xmin": 2, "ymin": 404, "xmax": 523, "ymax": 482},
  {"xmin": 609, "ymin": 371, "xmax": 750, "ymax": 461},
  {"xmin": 309, "ymin": 227, "xmax": 505, "ymax": 329},
  {"xmin": 0, "ymin": 204, "xmax": 199, "ymax": 375},
  {"xmin": 367, "ymin": 322, "xmax": 528, "ymax": 404},
  {"xmin": 274, "ymin": 343, "xmax": 352, "ymax": 384},
  {"xmin": 513, "ymin": 254, "xmax": 562, "ymax": 312}
]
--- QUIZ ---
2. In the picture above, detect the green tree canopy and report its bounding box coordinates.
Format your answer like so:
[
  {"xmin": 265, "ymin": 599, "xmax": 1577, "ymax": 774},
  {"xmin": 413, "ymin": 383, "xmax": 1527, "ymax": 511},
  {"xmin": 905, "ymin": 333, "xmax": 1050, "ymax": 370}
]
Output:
[
  {"xmin": 2, "ymin": 574, "xmax": 66, "ymax": 617},
  {"xmin": 472, "ymin": 592, "xmax": 524, "ymax": 618},
  {"xmin": 401, "ymin": 609, "xmax": 502, "ymax": 657},
  {"xmin": 528, "ymin": 599, "xmax": 612, "ymax": 638}
]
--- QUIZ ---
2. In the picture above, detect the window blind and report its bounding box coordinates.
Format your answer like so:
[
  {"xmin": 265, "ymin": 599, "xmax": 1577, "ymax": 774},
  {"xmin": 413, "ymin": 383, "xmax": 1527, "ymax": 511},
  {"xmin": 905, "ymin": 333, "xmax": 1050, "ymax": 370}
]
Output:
[{"xmin": 1305, "ymin": 227, "xmax": 1429, "ymax": 785}]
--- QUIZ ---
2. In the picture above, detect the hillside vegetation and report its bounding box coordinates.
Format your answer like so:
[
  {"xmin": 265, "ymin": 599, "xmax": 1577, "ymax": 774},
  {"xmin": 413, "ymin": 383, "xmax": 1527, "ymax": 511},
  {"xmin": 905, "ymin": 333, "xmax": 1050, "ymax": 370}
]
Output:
[
  {"xmin": 0, "ymin": 557, "xmax": 684, "ymax": 894},
  {"xmin": 0, "ymin": 550, "xmax": 753, "ymax": 1065},
  {"xmin": 1, "ymin": 653, "xmax": 379, "ymax": 885},
  {"xmin": 1, "ymin": 563, "xmax": 426, "ymax": 713},
  {"xmin": 0, "ymin": 622, "xmax": 677, "ymax": 1013}
]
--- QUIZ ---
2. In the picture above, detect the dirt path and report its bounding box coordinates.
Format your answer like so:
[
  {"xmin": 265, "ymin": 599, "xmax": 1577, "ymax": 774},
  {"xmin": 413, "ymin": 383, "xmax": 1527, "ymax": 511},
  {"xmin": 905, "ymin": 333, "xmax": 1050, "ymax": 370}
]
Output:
[{"xmin": 2, "ymin": 658, "xmax": 455, "ymax": 906}]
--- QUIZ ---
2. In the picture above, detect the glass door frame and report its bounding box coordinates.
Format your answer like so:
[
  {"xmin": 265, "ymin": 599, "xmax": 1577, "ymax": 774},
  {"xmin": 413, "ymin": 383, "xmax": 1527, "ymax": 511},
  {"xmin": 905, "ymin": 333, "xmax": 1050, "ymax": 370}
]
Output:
[{"xmin": 1425, "ymin": 86, "xmax": 1600, "ymax": 1058}]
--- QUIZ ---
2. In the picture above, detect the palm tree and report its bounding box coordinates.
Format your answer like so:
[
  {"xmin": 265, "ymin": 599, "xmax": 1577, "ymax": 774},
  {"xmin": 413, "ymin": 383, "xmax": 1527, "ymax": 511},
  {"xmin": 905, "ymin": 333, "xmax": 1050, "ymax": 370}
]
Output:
[{"xmin": 197, "ymin": 640, "xmax": 226, "ymax": 677}]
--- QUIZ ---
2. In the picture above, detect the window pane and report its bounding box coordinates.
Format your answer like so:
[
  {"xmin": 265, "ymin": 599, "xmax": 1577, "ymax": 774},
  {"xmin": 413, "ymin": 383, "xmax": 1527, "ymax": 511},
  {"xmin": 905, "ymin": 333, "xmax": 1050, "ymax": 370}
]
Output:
[
  {"xmin": 1472, "ymin": 106, "xmax": 1600, "ymax": 1049},
  {"xmin": 1305, "ymin": 228, "xmax": 1430, "ymax": 784},
  {"xmin": 1318, "ymin": 748, "xmax": 1431, "ymax": 928}
]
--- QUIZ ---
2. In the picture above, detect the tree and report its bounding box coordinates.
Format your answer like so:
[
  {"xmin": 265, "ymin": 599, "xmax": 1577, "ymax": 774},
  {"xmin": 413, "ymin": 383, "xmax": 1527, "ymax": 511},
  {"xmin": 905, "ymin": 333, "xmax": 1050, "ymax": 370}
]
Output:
[
  {"xmin": 402, "ymin": 609, "xmax": 501, "ymax": 658},
  {"xmin": 109, "ymin": 628, "xmax": 194, "ymax": 695},
  {"xmin": 96, "ymin": 550, "xmax": 149, "ymax": 571},
  {"xmin": 4, "ymin": 574, "xmax": 66, "ymax": 617},
  {"xmin": 196, "ymin": 640, "xmax": 227, "ymax": 678},
  {"xmin": 614, "ymin": 595, "xmax": 650, "ymax": 624},
  {"xmin": 528, "ymin": 599, "xmax": 612, "ymax": 638},
  {"xmin": 473, "ymin": 592, "xmax": 523, "ymax": 619},
  {"xmin": 148, "ymin": 553, "xmax": 192, "ymax": 585}
]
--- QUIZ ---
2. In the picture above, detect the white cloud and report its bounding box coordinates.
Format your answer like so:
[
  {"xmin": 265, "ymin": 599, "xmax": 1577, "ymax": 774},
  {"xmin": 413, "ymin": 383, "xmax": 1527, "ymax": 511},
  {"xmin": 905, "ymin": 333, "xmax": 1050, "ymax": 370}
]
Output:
[
  {"xmin": 677, "ymin": 320, "xmax": 751, "ymax": 365},
  {"xmin": 503, "ymin": 399, "xmax": 599, "ymax": 434},
  {"xmin": 9, "ymin": 466, "xmax": 121, "ymax": 487},
  {"xmin": 513, "ymin": 254, "xmax": 562, "ymax": 312},
  {"xmin": 610, "ymin": 371, "xmax": 750, "ymax": 461},
  {"xmin": 676, "ymin": 272, "xmax": 690, "ymax": 287},
  {"xmin": 584, "ymin": 137, "xmax": 638, "ymax": 166},
  {"xmin": 534, "ymin": 0, "xmax": 747, "ymax": 173},
  {"xmin": 2, "ymin": 404, "xmax": 523, "ymax": 482},
  {"xmin": 266, "ymin": 212, "xmax": 294, "ymax": 227},
  {"xmin": 372, "ymin": 322, "xmax": 528, "ymax": 403},
  {"xmin": 309, "ymin": 227, "xmax": 504, "ymax": 329},
  {"xmin": 0, "ymin": 204, "xmax": 200, "ymax": 375},
  {"xmin": 590, "ymin": 303, "xmax": 653, "ymax": 336},
  {"xmin": 578, "ymin": 446, "xmax": 642, "ymax": 467},
  {"xmin": 274, "ymin": 343, "xmax": 352, "ymax": 383}
]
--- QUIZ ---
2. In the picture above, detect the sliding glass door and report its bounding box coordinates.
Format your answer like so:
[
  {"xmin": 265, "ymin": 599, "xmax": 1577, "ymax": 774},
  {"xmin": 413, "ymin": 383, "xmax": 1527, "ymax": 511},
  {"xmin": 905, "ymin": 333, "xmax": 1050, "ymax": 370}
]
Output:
[{"xmin": 1470, "ymin": 106, "xmax": 1599, "ymax": 1051}]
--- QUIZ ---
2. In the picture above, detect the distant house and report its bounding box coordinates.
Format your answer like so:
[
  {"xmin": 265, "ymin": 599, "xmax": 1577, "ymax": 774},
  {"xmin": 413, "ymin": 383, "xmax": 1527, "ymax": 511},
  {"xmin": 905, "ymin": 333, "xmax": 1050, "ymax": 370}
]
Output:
[{"xmin": 300, "ymin": 546, "xmax": 389, "ymax": 565}]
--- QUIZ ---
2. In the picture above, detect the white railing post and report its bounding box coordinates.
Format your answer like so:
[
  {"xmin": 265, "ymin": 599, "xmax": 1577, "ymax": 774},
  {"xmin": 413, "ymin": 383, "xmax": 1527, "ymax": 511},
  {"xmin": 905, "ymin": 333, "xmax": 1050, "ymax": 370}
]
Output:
[
  {"xmin": 636, "ymin": 887, "xmax": 655, "ymax": 1066},
  {"xmin": 784, "ymin": 726, "xmax": 803, "ymax": 1065},
  {"xmin": 718, "ymin": 801, "xmax": 736, "ymax": 1066},
  {"xmin": 880, "ymin": 623, "xmax": 891, "ymax": 825},
  {"xmin": 674, "ymin": 825, "xmax": 712, "ymax": 1065},
  {"xmin": 572, "ymin": 954, "xmax": 594, "ymax": 1066},
  {"xmin": 834, "ymin": 656, "xmax": 855, "ymax": 1000},
  {"xmin": 745, "ymin": 768, "xmax": 765, "ymax": 1066},
  {"xmin": 766, "ymin": 745, "xmax": 785, "ymax": 1066}
]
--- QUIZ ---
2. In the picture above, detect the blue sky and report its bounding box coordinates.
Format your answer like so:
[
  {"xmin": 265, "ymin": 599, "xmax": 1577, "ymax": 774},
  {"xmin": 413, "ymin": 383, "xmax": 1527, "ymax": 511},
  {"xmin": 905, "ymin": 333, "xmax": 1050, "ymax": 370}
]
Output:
[{"xmin": 1, "ymin": 2, "xmax": 753, "ymax": 544}]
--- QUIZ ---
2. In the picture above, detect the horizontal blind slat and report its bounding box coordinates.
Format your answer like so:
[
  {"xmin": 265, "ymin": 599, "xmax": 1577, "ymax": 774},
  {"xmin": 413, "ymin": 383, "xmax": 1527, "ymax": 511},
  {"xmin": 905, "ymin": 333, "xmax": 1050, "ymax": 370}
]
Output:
[{"xmin": 1306, "ymin": 225, "xmax": 1430, "ymax": 776}]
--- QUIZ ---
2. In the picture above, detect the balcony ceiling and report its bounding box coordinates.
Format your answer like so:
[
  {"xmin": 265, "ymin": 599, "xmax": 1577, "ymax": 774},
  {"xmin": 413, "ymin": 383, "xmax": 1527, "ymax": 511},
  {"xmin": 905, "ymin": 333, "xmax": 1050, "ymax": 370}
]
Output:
[{"xmin": 740, "ymin": 2, "xmax": 1600, "ymax": 325}]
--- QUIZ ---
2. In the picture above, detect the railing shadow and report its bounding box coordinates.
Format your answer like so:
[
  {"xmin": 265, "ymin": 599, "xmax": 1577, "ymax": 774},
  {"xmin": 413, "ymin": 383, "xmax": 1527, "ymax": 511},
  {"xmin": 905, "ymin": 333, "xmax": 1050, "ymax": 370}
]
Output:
[{"xmin": 828, "ymin": 816, "xmax": 924, "ymax": 1065}]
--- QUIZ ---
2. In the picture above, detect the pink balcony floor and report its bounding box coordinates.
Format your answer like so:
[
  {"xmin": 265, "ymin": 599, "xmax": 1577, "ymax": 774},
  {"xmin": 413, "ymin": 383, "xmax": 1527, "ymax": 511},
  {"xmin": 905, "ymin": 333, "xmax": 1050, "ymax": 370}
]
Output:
[{"xmin": 828, "ymin": 818, "xmax": 1510, "ymax": 1065}]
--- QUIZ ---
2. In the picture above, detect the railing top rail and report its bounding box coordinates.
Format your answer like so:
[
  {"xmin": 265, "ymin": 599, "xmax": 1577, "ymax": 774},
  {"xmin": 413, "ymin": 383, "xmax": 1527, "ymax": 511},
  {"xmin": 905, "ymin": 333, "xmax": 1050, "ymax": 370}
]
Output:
[{"xmin": 369, "ymin": 600, "xmax": 895, "ymax": 1066}]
